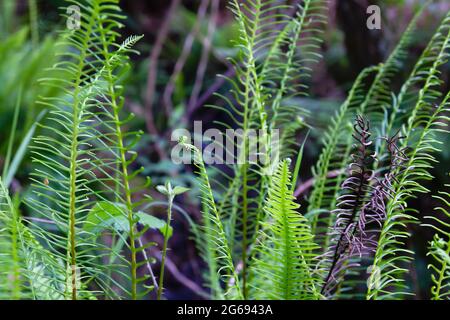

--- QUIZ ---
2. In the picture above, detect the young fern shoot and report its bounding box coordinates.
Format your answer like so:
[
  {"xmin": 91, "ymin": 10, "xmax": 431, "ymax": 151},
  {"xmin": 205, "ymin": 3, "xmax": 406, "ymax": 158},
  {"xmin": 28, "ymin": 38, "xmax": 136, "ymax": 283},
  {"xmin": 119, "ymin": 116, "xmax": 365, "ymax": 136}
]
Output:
[{"xmin": 156, "ymin": 182, "xmax": 189, "ymax": 300}]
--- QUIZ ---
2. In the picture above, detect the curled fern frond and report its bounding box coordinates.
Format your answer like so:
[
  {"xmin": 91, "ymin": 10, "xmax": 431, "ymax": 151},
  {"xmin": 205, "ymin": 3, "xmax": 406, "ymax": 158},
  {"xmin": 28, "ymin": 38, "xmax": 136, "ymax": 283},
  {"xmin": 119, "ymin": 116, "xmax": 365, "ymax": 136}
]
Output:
[
  {"xmin": 321, "ymin": 115, "xmax": 376, "ymax": 296},
  {"xmin": 307, "ymin": 67, "xmax": 379, "ymax": 248},
  {"xmin": 321, "ymin": 116, "xmax": 408, "ymax": 298}
]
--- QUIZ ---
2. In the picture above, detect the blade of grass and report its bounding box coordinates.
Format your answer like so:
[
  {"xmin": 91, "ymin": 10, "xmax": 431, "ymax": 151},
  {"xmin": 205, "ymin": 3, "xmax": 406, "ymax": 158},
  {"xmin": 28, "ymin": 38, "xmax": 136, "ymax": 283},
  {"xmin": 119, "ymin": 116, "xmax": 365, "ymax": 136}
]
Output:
[
  {"xmin": 291, "ymin": 130, "xmax": 310, "ymax": 193},
  {"xmin": 3, "ymin": 109, "xmax": 47, "ymax": 187},
  {"xmin": 3, "ymin": 86, "xmax": 22, "ymax": 181}
]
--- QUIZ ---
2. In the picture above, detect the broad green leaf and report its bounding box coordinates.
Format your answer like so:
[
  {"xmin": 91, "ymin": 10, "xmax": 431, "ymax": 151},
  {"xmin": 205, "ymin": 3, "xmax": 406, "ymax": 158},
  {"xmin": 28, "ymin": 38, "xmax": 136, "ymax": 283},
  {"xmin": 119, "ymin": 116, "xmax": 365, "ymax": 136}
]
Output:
[
  {"xmin": 172, "ymin": 186, "xmax": 190, "ymax": 196},
  {"xmin": 136, "ymin": 211, "xmax": 173, "ymax": 239},
  {"xmin": 84, "ymin": 201, "xmax": 172, "ymax": 238}
]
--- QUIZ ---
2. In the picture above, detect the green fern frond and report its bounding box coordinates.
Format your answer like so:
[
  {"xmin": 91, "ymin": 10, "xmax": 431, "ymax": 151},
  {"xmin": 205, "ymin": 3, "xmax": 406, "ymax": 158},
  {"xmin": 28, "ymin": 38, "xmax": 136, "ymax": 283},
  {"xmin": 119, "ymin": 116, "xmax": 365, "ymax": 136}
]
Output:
[
  {"xmin": 206, "ymin": 1, "xmax": 328, "ymax": 298},
  {"xmin": 25, "ymin": 0, "xmax": 150, "ymax": 300},
  {"xmin": 0, "ymin": 179, "xmax": 23, "ymax": 299},
  {"xmin": 426, "ymin": 177, "xmax": 450, "ymax": 300},
  {"xmin": 251, "ymin": 159, "xmax": 321, "ymax": 300},
  {"xmin": 0, "ymin": 178, "xmax": 70, "ymax": 300},
  {"xmin": 367, "ymin": 11, "xmax": 450, "ymax": 300},
  {"xmin": 180, "ymin": 138, "xmax": 242, "ymax": 300}
]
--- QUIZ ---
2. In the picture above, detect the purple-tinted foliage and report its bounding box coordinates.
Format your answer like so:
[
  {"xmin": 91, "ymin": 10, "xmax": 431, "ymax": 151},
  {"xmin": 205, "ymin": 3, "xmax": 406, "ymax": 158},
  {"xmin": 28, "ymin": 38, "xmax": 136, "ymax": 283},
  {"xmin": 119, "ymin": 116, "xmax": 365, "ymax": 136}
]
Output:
[{"xmin": 321, "ymin": 116, "xmax": 408, "ymax": 297}]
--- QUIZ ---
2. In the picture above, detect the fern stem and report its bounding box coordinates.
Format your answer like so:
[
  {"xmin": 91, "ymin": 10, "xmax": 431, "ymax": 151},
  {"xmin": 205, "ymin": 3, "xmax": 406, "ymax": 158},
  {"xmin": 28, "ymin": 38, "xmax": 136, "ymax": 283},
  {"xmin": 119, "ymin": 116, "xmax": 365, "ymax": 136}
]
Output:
[
  {"xmin": 241, "ymin": 169, "xmax": 249, "ymax": 299},
  {"xmin": 68, "ymin": 119, "xmax": 79, "ymax": 301},
  {"xmin": 10, "ymin": 199, "xmax": 21, "ymax": 299},
  {"xmin": 280, "ymin": 163, "xmax": 293, "ymax": 298},
  {"xmin": 64, "ymin": 0, "xmax": 106, "ymax": 299},
  {"xmin": 119, "ymin": 137, "xmax": 138, "ymax": 300},
  {"xmin": 320, "ymin": 165, "xmax": 367, "ymax": 294},
  {"xmin": 94, "ymin": 5, "xmax": 142, "ymax": 299},
  {"xmin": 111, "ymin": 107, "xmax": 139, "ymax": 299},
  {"xmin": 232, "ymin": 0, "xmax": 264, "ymax": 298},
  {"xmin": 183, "ymin": 141, "xmax": 242, "ymax": 299},
  {"xmin": 322, "ymin": 116, "xmax": 373, "ymax": 295}
]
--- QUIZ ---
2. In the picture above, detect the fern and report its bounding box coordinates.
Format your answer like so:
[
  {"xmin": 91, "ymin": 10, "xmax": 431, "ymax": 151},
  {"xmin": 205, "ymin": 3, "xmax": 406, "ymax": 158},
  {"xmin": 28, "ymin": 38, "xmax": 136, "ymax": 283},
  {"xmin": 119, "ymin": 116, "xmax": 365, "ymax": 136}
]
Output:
[
  {"xmin": 367, "ymin": 11, "xmax": 450, "ymax": 300},
  {"xmin": 307, "ymin": 2, "xmax": 429, "ymax": 253},
  {"xmin": 426, "ymin": 176, "xmax": 450, "ymax": 300},
  {"xmin": 200, "ymin": 0, "xmax": 328, "ymax": 298},
  {"xmin": 0, "ymin": 179, "xmax": 23, "ymax": 299},
  {"xmin": 320, "ymin": 116, "xmax": 377, "ymax": 297},
  {"xmin": 180, "ymin": 138, "xmax": 242, "ymax": 299},
  {"xmin": 318, "ymin": 116, "xmax": 407, "ymax": 298},
  {"xmin": 0, "ymin": 178, "xmax": 69, "ymax": 300},
  {"xmin": 308, "ymin": 66, "xmax": 379, "ymax": 249},
  {"xmin": 251, "ymin": 159, "xmax": 321, "ymax": 300},
  {"xmin": 2, "ymin": 0, "xmax": 450, "ymax": 302},
  {"xmin": 25, "ymin": 0, "xmax": 151, "ymax": 300}
]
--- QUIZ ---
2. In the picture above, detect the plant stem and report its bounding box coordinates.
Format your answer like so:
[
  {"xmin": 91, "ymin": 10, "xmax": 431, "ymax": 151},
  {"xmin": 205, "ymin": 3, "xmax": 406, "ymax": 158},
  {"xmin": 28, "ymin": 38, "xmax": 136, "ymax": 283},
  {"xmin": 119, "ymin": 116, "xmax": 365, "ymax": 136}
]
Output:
[{"xmin": 157, "ymin": 196, "xmax": 173, "ymax": 300}]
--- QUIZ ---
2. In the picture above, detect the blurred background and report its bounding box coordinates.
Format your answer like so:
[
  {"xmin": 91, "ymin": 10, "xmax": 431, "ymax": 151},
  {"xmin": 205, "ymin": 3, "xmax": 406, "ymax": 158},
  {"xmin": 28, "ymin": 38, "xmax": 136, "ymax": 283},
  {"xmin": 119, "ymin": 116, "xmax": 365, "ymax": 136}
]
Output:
[{"xmin": 1, "ymin": 0, "xmax": 449, "ymax": 299}]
